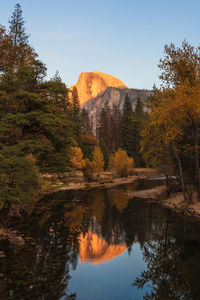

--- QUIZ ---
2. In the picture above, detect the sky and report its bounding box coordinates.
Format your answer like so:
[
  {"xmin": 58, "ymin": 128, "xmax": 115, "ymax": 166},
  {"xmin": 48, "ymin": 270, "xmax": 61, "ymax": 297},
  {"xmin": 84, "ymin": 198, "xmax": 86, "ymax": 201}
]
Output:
[{"xmin": 1, "ymin": 0, "xmax": 200, "ymax": 89}]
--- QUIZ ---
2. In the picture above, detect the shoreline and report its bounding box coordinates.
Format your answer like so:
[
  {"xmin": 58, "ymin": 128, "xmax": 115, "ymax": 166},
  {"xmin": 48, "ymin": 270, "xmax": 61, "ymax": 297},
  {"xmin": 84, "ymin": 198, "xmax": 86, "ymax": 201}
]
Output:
[
  {"xmin": 1, "ymin": 170, "xmax": 200, "ymax": 251},
  {"xmin": 44, "ymin": 168, "xmax": 161, "ymax": 192},
  {"xmin": 128, "ymin": 186, "xmax": 200, "ymax": 222},
  {"xmin": 157, "ymin": 192, "xmax": 200, "ymax": 222},
  {"xmin": 43, "ymin": 168, "xmax": 200, "ymax": 222},
  {"xmin": 58, "ymin": 174, "xmax": 147, "ymax": 191}
]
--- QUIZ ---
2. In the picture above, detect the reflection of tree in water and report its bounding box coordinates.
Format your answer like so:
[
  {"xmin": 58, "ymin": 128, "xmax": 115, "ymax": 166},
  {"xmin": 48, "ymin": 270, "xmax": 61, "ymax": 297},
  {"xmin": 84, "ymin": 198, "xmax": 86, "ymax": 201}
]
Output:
[
  {"xmin": 132, "ymin": 216, "xmax": 200, "ymax": 300},
  {"xmin": 2, "ymin": 186, "xmax": 200, "ymax": 299},
  {"xmin": 0, "ymin": 216, "xmax": 78, "ymax": 300}
]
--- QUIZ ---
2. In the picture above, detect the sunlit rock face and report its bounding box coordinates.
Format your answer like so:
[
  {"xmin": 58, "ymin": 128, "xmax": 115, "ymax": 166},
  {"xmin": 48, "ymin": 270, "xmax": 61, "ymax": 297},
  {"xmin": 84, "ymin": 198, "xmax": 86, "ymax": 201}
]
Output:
[
  {"xmin": 71, "ymin": 71, "xmax": 152, "ymax": 130},
  {"xmin": 83, "ymin": 87, "xmax": 152, "ymax": 129},
  {"xmin": 79, "ymin": 231, "xmax": 127, "ymax": 265},
  {"xmin": 72, "ymin": 71, "xmax": 127, "ymax": 106}
]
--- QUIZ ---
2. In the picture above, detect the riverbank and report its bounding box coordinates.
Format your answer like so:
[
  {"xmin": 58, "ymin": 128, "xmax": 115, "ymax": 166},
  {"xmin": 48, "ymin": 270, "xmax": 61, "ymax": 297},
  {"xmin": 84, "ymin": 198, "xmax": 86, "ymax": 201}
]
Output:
[
  {"xmin": 0, "ymin": 168, "xmax": 160, "ymax": 246},
  {"xmin": 42, "ymin": 168, "xmax": 200, "ymax": 222},
  {"xmin": 42, "ymin": 168, "xmax": 161, "ymax": 192},
  {"xmin": 159, "ymin": 192, "xmax": 200, "ymax": 222},
  {"xmin": 1, "ymin": 168, "xmax": 200, "ymax": 248},
  {"xmin": 128, "ymin": 185, "xmax": 200, "ymax": 222}
]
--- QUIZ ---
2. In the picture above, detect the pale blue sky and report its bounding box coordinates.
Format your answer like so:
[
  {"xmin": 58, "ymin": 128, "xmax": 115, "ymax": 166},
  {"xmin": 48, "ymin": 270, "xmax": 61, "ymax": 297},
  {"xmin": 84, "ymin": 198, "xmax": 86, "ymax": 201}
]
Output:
[{"xmin": 1, "ymin": 0, "xmax": 200, "ymax": 89}]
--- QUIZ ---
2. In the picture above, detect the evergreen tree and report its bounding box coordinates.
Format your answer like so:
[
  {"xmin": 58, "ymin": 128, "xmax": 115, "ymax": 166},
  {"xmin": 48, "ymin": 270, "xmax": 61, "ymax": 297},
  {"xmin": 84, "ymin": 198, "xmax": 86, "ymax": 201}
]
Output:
[
  {"xmin": 80, "ymin": 108, "xmax": 92, "ymax": 135},
  {"xmin": 9, "ymin": 3, "xmax": 29, "ymax": 46},
  {"xmin": 40, "ymin": 70, "xmax": 70, "ymax": 111},
  {"xmin": 4, "ymin": 3, "xmax": 47, "ymax": 92},
  {"xmin": 97, "ymin": 101, "xmax": 112, "ymax": 152},
  {"xmin": 135, "ymin": 97, "xmax": 145, "ymax": 120},
  {"xmin": 122, "ymin": 95, "xmax": 135, "ymax": 155},
  {"xmin": 0, "ymin": 154, "xmax": 41, "ymax": 205},
  {"xmin": 122, "ymin": 95, "xmax": 144, "ymax": 166},
  {"xmin": 97, "ymin": 102, "xmax": 122, "ymax": 154},
  {"xmin": 80, "ymin": 134, "xmax": 98, "ymax": 160},
  {"xmin": 99, "ymin": 138, "xmax": 109, "ymax": 169},
  {"xmin": 70, "ymin": 86, "xmax": 81, "ymax": 144},
  {"xmin": 0, "ymin": 4, "xmax": 75, "ymax": 204}
]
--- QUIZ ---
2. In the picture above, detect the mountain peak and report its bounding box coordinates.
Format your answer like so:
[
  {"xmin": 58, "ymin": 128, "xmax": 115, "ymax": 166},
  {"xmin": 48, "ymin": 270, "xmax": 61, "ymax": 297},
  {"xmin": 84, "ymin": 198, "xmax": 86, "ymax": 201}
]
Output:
[{"xmin": 72, "ymin": 71, "xmax": 127, "ymax": 106}]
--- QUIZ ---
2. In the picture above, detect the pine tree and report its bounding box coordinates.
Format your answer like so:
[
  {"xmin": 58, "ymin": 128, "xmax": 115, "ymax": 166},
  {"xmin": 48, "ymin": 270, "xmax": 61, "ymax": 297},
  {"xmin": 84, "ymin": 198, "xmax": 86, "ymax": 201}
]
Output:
[
  {"xmin": 122, "ymin": 95, "xmax": 135, "ymax": 155},
  {"xmin": 111, "ymin": 104, "xmax": 122, "ymax": 150},
  {"xmin": 0, "ymin": 4, "xmax": 75, "ymax": 205},
  {"xmin": 40, "ymin": 70, "xmax": 70, "ymax": 111},
  {"xmin": 80, "ymin": 108, "xmax": 92, "ymax": 135},
  {"xmin": 0, "ymin": 3, "xmax": 46, "ymax": 92},
  {"xmin": 121, "ymin": 95, "xmax": 143, "ymax": 166},
  {"xmin": 135, "ymin": 97, "xmax": 145, "ymax": 120},
  {"xmin": 97, "ymin": 102, "xmax": 122, "ymax": 154},
  {"xmin": 97, "ymin": 101, "xmax": 112, "ymax": 151},
  {"xmin": 99, "ymin": 138, "xmax": 109, "ymax": 169},
  {"xmin": 70, "ymin": 86, "xmax": 81, "ymax": 143},
  {"xmin": 80, "ymin": 134, "xmax": 98, "ymax": 160},
  {"xmin": 9, "ymin": 3, "xmax": 29, "ymax": 46}
]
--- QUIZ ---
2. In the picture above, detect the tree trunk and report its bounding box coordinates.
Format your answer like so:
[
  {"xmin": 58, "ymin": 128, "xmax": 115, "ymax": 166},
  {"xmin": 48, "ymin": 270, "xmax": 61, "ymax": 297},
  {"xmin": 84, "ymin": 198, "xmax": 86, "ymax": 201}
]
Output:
[
  {"xmin": 194, "ymin": 129, "xmax": 200, "ymax": 200},
  {"xmin": 176, "ymin": 152, "xmax": 188, "ymax": 202},
  {"xmin": 165, "ymin": 174, "xmax": 173, "ymax": 196},
  {"xmin": 188, "ymin": 114, "xmax": 200, "ymax": 201}
]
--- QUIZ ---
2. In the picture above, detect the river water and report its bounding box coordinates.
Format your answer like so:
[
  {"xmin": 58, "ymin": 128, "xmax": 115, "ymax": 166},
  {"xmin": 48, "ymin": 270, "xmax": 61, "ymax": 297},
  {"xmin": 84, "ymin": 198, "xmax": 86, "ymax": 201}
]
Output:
[{"xmin": 1, "ymin": 179, "xmax": 200, "ymax": 300}]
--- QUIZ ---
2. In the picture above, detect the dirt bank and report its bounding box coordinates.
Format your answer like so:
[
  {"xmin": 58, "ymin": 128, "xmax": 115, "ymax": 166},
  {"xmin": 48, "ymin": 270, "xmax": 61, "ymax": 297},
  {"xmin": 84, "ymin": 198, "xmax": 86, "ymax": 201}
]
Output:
[
  {"xmin": 128, "ymin": 186, "xmax": 200, "ymax": 222},
  {"xmin": 158, "ymin": 192, "xmax": 200, "ymax": 221},
  {"xmin": 42, "ymin": 168, "xmax": 162, "ymax": 191}
]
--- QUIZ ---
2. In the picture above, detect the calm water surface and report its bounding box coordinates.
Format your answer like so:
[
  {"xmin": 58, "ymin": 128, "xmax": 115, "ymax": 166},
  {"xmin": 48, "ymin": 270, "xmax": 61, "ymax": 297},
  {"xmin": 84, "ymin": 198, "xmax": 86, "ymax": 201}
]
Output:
[{"xmin": 1, "ymin": 179, "xmax": 200, "ymax": 300}]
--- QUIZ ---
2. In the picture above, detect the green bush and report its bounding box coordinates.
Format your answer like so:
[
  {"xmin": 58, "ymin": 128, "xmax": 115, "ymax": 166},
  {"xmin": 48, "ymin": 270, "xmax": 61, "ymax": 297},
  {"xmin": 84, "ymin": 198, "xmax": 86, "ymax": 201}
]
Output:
[{"xmin": 0, "ymin": 154, "xmax": 41, "ymax": 206}]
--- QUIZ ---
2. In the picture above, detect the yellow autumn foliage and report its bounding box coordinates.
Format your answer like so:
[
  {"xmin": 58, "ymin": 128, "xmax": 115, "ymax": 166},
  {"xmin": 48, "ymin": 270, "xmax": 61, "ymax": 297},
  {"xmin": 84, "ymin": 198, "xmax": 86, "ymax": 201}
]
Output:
[
  {"xmin": 92, "ymin": 146, "xmax": 104, "ymax": 175},
  {"xmin": 109, "ymin": 149, "xmax": 134, "ymax": 177},
  {"xmin": 70, "ymin": 147, "xmax": 85, "ymax": 170}
]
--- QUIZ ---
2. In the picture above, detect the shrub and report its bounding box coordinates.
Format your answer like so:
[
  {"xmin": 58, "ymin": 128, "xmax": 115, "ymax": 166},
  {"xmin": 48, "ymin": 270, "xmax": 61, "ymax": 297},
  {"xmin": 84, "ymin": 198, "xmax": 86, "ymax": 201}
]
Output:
[
  {"xmin": 0, "ymin": 154, "xmax": 41, "ymax": 206},
  {"xmin": 82, "ymin": 158, "xmax": 97, "ymax": 182},
  {"xmin": 109, "ymin": 149, "xmax": 134, "ymax": 177}
]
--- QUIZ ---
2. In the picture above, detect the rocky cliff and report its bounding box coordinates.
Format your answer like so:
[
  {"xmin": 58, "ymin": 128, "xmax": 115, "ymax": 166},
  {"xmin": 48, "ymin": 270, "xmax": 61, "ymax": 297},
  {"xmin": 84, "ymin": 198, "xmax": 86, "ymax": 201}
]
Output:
[
  {"xmin": 83, "ymin": 87, "xmax": 152, "ymax": 126},
  {"xmin": 71, "ymin": 71, "xmax": 152, "ymax": 126},
  {"xmin": 71, "ymin": 71, "xmax": 127, "ymax": 106}
]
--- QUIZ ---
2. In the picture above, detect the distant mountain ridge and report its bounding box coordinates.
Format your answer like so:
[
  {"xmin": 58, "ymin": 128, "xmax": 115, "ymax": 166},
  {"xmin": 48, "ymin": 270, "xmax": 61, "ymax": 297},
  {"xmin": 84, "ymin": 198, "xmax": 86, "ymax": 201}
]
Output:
[
  {"xmin": 83, "ymin": 86, "xmax": 152, "ymax": 125},
  {"xmin": 71, "ymin": 71, "xmax": 152, "ymax": 124},
  {"xmin": 70, "ymin": 71, "xmax": 127, "ymax": 106}
]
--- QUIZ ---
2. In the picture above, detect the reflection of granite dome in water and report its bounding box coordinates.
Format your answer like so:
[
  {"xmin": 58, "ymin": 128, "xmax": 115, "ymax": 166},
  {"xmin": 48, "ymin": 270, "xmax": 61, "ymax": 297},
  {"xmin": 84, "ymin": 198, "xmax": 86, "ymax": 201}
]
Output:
[{"xmin": 79, "ymin": 231, "xmax": 127, "ymax": 265}]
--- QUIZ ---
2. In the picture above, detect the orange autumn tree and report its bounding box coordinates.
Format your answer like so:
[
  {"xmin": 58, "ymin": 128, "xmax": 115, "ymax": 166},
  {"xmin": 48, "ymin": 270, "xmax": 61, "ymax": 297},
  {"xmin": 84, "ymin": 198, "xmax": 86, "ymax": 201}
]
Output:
[
  {"xmin": 70, "ymin": 147, "xmax": 85, "ymax": 176},
  {"xmin": 142, "ymin": 41, "xmax": 200, "ymax": 201},
  {"xmin": 159, "ymin": 41, "xmax": 200, "ymax": 200},
  {"xmin": 82, "ymin": 147, "xmax": 104, "ymax": 182},
  {"xmin": 92, "ymin": 146, "xmax": 104, "ymax": 175},
  {"xmin": 141, "ymin": 88, "xmax": 190, "ymax": 201},
  {"xmin": 109, "ymin": 149, "xmax": 134, "ymax": 177}
]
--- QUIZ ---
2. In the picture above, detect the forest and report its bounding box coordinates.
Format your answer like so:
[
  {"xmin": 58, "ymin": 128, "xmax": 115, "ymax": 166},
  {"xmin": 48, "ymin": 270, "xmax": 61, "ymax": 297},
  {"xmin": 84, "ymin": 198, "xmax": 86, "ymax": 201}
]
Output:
[{"xmin": 0, "ymin": 3, "xmax": 200, "ymax": 209}]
